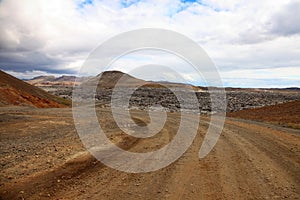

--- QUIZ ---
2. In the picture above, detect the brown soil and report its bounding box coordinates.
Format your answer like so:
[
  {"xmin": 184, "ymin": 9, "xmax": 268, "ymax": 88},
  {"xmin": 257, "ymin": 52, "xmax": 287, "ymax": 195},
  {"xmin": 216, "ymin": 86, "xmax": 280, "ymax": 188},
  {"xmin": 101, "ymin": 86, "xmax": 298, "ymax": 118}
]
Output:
[
  {"xmin": 0, "ymin": 107, "xmax": 299, "ymax": 199},
  {"xmin": 227, "ymin": 100, "xmax": 300, "ymax": 129},
  {"xmin": 0, "ymin": 70, "xmax": 70, "ymax": 108}
]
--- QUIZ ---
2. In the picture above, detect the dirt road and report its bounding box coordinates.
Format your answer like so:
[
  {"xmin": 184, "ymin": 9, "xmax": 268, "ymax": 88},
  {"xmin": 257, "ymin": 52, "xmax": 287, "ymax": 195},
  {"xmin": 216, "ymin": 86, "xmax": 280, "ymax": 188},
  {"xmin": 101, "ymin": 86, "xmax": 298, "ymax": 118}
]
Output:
[{"xmin": 0, "ymin": 107, "xmax": 299, "ymax": 199}]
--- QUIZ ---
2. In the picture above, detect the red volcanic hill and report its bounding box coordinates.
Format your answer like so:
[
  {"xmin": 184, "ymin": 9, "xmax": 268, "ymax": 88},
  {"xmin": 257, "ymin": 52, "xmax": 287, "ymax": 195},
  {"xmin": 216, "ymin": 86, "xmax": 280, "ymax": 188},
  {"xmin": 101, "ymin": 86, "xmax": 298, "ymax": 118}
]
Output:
[
  {"xmin": 90, "ymin": 70, "xmax": 203, "ymax": 90},
  {"xmin": 96, "ymin": 70, "xmax": 146, "ymax": 89},
  {"xmin": 228, "ymin": 100, "xmax": 300, "ymax": 129},
  {"xmin": 0, "ymin": 70, "xmax": 70, "ymax": 108}
]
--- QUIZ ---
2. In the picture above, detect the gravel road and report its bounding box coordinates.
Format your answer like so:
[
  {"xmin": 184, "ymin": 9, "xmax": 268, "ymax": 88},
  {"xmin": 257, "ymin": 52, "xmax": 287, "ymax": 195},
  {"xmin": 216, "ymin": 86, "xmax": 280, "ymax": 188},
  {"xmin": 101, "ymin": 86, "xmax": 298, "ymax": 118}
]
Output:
[{"xmin": 0, "ymin": 107, "xmax": 299, "ymax": 199}]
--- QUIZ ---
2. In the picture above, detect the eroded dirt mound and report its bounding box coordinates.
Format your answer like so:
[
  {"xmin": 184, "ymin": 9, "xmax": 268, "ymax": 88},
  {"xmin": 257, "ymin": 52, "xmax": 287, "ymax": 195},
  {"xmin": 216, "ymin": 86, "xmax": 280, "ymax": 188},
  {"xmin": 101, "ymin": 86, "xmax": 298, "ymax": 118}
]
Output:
[
  {"xmin": 227, "ymin": 100, "xmax": 300, "ymax": 128},
  {"xmin": 0, "ymin": 70, "xmax": 70, "ymax": 108}
]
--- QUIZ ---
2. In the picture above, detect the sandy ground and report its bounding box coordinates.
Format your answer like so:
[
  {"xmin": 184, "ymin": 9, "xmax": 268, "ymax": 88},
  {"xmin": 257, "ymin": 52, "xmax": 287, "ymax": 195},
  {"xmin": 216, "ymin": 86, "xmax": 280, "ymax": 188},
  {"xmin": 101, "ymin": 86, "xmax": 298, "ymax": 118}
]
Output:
[{"xmin": 0, "ymin": 107, "xmax": 299, "ymax": 199}]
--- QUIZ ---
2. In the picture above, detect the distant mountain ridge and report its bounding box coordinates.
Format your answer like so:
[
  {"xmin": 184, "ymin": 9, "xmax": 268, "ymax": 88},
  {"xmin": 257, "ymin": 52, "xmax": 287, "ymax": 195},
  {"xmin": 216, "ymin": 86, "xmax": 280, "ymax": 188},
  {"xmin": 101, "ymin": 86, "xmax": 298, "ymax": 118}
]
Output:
[
  {"xmin": 26, "ymin": 75, "xmax": 88, "ymax": 87},
  {"xmin": 26, "ymin": 71, "xmax": 300, "ymax": 91},
  {"xmin": 279, "ymin": 87, "xmax": 300, "ymax": 91},
  {"xmin": 26, "ymin": 70, "xmax": 204, "ymax": 91}
]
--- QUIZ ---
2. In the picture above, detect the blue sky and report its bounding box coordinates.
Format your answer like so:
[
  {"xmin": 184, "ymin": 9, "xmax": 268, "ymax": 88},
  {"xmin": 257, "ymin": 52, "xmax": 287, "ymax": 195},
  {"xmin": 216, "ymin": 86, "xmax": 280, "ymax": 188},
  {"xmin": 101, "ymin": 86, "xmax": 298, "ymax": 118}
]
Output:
[{"xmin": 0, "ymin": 0, "xmax": 299, "ymax": 88}]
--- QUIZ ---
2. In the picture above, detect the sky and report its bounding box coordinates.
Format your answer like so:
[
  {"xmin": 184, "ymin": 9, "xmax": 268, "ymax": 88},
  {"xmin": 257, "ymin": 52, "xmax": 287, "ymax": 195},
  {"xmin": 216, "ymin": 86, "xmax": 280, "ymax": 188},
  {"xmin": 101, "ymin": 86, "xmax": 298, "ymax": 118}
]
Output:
[{"xmin": 0, "ymin": 0, "xmax": 299, "ymax": 88}]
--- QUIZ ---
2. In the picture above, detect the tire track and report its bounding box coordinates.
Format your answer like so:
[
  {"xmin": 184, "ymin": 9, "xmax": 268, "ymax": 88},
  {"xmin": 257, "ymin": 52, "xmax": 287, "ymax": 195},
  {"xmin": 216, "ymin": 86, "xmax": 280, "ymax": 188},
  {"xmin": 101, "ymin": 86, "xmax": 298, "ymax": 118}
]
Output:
[{"xmin": 1, "ymin": 109, "xmax": 299, "ymax": 200}]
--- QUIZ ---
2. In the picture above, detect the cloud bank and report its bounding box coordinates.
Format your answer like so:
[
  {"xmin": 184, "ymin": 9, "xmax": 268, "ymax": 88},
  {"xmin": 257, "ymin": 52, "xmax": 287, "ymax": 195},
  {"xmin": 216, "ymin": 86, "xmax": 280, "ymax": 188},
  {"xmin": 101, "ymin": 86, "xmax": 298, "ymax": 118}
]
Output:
[{"xmin": 0, "ymin": 0, "xmax": 299, "ymax": 87}]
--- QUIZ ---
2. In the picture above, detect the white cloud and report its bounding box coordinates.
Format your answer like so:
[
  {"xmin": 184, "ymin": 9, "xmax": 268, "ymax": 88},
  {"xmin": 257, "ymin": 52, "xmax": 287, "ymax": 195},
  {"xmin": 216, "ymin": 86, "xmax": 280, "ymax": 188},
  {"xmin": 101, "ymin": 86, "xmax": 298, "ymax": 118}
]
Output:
[
  {"xmin": 221, "ymin": 67, "xmax": 300, "ymax": 80},
  {"xmin": 0, "ymin": 0, "xmax": 299, "ymax": 87}
]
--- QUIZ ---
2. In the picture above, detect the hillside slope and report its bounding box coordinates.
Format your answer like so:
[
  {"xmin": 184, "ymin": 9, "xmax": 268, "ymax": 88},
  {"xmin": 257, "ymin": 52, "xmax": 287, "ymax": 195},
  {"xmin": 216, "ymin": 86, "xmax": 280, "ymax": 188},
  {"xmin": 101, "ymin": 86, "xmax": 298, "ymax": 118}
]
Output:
[
  {"xmin": 0, "ymin": 70, "xmax": 70, "ymax": 108},
  {"xmin": 227, "ymin": 100, "xmax": 300, "ymax": 129},
  {"xmin": 96, "ymin": 70, "xmax": 146, "ymax": 89}
]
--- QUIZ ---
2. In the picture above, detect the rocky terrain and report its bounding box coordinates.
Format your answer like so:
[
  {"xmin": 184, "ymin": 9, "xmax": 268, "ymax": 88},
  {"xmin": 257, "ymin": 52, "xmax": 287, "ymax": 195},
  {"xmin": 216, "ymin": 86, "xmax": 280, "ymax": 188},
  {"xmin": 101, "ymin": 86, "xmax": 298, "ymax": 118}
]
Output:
[
  {"xmin": 93, "ymin": 86, "xmax": 300, "ymax": 113},
  {"xmin": 27, "ymin": 71, "xmax": 300, "ymax": 113}
]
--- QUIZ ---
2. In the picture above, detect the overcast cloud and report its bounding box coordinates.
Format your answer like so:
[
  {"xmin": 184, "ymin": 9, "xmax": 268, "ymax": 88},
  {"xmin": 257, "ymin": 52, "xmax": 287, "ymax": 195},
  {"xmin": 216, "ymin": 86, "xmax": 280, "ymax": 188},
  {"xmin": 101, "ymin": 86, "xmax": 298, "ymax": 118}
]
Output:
[{"xmin": 0, "ymin": 0, "xmax": 299, "ymax": 87}]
